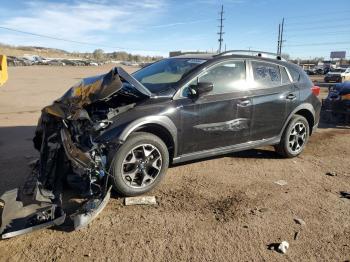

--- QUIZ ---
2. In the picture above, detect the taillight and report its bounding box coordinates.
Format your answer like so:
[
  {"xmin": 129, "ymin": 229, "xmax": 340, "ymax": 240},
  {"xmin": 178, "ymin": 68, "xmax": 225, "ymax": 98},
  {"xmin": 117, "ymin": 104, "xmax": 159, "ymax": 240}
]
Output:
[{"xmin": 311, "ymin": 85, "xmax": 320, "ymax": 96}]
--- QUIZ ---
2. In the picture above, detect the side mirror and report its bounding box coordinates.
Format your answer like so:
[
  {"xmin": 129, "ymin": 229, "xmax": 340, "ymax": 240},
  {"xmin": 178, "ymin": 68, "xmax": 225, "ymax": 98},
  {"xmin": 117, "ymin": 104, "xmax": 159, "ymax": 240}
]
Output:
[{"xmin": 189, "ymin": 82, "xmax": 213, "ymax": 98}]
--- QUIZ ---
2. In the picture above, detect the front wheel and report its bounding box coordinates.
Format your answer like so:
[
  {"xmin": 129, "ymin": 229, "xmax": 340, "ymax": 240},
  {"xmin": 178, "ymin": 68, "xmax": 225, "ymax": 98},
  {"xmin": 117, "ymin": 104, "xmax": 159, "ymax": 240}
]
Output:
[
  {"xmin": 275, "ymin": 115, "xmax": 310, "ymax": 158},
  {"xmin": 110, "ymin": 132, "xmax": 169, "ymax": 196}
]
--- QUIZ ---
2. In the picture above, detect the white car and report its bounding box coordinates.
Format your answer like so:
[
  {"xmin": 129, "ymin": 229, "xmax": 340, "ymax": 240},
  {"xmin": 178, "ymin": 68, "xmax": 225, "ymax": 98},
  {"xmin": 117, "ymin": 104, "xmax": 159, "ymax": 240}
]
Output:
[{"xmin": 325, "ymin": 67, "xmax": 350, "ymax": 83}]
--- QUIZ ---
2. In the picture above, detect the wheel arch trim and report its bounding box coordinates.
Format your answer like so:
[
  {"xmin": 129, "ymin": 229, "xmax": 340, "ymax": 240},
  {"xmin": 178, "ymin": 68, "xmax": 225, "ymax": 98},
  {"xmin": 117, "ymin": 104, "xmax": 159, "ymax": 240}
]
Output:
[
  {"xmin": 279, "ymin": 103, "xmax": 316, "ymax": 138},
  {"xmin": 118, "ymin": 115, "xmax": 178, "ymax": 157}
]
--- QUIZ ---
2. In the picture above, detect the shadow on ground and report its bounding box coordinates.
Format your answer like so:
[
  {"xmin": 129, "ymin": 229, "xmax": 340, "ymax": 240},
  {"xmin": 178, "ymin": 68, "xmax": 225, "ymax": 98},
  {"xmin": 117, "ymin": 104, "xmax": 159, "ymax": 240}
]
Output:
[{"xmin": 0, "ymin": 126, "xmax": 37, "ymax": 196}]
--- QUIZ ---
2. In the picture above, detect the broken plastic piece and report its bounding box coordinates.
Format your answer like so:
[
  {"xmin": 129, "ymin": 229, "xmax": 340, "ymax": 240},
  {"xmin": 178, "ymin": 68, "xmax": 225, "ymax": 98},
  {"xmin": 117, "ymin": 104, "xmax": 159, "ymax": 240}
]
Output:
[
  {"xmin": 124, "ymin": 196, "xmax": 157, "ymax": 206},
  {"xmin": 73, "ymin": 187, "xmax": 112, "ymax": 230},
  {"xmin": 277, "ymin": 241, "xmax": 289, "ymax": 254},
  {"xmin": 0, "ymin": 188, "xmax": 65, "ymax": 239},
  {"xmin": 274, "ymin": 180, "xmax": 288, "ymax": 186}
]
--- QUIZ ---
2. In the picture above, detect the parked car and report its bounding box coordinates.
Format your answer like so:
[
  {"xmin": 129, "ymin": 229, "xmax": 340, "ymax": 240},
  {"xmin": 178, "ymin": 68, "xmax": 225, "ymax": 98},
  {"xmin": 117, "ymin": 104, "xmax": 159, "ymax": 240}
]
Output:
[
  {"xmin": 47, "ymin": 59, "xmax": 65, "ymax": 66},
  {"xmin": 321, "ymin": 82, "xmax": 350, "ymax": 123},
  {"xmin": 324, "ymin": 68, "xmax": 350, "ymax": 83},
  {"xmin": 0, "ymin": 51, "xmax": 321, "ymax": 238}
]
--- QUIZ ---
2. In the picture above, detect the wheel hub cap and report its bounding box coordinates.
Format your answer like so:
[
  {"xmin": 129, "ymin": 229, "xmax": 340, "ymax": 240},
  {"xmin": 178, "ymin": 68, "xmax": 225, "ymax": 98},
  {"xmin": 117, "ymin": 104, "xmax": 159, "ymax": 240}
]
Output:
[
  {"xmin": 288, "ymin": 122, "xmax": 307, "ymax": 153},
  {"xmin": 121, "ymin": 144, "xmax": 162, "ymax": 188}
]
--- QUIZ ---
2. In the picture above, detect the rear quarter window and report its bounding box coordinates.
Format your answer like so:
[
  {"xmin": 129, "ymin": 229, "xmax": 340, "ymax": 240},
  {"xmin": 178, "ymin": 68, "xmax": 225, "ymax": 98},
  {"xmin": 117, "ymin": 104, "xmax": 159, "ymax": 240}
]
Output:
[
  {"xmin": 280, "ymin": 66, "xmax": 291, "ymax": 84},
  {"xmin": 252, "ymin": 61, "xmax": 281, "ymax": 88},
  {"xmin": 288, "ymin": 66, "xmax": 301, "ymax": 82}
]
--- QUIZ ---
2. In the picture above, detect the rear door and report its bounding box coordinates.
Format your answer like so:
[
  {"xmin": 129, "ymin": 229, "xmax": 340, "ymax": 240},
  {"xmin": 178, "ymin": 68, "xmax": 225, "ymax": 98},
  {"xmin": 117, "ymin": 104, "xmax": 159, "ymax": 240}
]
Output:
[
  {"xmin": 249, "ymin": 60, "xmax": 297, "ymax": 141},
  {"xmin": 178, "ymin": 59, "xmax": 253, "ymax": 155}
]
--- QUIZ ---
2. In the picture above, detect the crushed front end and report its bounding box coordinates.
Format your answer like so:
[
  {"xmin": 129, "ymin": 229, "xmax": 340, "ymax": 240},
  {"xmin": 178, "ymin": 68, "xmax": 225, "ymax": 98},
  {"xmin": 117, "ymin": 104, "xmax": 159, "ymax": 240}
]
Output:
[{"xmin": 0, "ymin": 67, "xmax": 149, "ymax": 239}]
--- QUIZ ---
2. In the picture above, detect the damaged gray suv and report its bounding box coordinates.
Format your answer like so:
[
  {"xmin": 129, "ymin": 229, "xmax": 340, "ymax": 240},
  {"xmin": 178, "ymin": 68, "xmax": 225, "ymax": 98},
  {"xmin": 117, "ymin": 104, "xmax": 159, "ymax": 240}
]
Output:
[{"xmin": 0, "ymin": 50, "xmax": 321, "ymax": 238}]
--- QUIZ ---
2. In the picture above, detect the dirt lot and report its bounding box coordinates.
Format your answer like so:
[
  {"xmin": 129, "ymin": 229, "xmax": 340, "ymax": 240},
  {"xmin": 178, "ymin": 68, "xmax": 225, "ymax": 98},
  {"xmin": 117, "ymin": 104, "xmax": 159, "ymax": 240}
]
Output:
[{"xmin": 0, "ymin": 65, "xmax": 349, "ymax": 262}]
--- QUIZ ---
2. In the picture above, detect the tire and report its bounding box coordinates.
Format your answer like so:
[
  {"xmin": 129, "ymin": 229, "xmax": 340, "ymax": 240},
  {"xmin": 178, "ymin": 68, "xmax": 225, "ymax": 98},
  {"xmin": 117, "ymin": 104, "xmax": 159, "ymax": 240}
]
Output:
[
  {"xmin": 274, "ymin": 115, "xmax": 310, "ymax": 158},
  {"xmin": 110, "ymin": 132, "xmax": 169, "ymax": 196}
]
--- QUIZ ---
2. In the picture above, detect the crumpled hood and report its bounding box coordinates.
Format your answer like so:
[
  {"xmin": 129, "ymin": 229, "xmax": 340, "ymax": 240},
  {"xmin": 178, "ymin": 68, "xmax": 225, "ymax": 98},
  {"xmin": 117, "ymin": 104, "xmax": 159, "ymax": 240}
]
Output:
[{"xmin": 42, "ymin": 67, "xmax": 151, "ymax": 119}]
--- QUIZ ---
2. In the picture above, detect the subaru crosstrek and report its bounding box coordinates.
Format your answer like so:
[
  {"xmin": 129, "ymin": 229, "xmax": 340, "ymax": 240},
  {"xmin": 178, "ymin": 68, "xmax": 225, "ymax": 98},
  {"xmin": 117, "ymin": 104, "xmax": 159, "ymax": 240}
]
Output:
[{"xmin": 0, "ymin": 51, "xmax": 321, "ymax": 238}]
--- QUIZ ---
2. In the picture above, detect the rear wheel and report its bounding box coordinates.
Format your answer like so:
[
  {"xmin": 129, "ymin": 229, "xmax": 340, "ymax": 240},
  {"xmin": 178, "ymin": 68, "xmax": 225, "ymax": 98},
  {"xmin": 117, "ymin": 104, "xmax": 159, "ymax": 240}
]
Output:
[
  {"xmin": 275, "ymin": 115, "xmax": 310, "ymax": 158},
  {"xmin": 110, "ymin": 132, "xmax": 169, "ymax": 196}
]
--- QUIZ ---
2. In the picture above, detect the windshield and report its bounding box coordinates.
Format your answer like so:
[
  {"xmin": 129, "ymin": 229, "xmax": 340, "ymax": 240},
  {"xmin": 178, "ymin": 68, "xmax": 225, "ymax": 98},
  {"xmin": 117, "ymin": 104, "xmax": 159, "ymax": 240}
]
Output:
[{"xmin": 132, "ymin": 58, "xmax": 207, "ymax": 93}]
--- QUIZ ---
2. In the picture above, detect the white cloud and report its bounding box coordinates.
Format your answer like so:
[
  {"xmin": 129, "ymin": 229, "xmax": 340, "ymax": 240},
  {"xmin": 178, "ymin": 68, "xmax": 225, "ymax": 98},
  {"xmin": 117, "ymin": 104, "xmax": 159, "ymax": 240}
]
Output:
[{"xmin": 0, "ymin": 0, "xmax": 166, "ymax": 52}]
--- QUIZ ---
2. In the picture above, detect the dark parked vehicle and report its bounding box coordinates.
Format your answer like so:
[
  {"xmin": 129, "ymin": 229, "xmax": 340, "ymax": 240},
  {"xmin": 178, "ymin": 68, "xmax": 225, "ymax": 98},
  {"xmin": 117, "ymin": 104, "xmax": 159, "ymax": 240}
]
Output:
[
  {"xmin": 321, "ymin": 82, "xmax": 350, "ymax": 123},
  {"xmin": 0, "ymin": 50, "xmax": 321, "ymax": 238},
  {"xmin": 324, "ymin": 68, "xmax": 350, "ymax": 83}
]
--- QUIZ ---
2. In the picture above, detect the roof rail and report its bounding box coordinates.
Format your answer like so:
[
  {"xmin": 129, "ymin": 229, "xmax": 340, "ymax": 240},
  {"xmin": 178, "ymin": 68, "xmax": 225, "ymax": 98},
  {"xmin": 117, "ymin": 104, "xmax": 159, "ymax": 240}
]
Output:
[{"xmin": 214, "ymin": 50, "xmax": 285, "ymax": 61}]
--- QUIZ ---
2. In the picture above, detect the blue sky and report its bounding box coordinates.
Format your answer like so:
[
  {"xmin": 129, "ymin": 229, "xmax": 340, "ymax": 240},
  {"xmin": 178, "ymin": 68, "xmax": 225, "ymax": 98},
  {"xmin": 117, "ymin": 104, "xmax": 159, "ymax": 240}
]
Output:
[{"xmin": 0, "ymin": 0, "xmax": 349, "ymax": 58}]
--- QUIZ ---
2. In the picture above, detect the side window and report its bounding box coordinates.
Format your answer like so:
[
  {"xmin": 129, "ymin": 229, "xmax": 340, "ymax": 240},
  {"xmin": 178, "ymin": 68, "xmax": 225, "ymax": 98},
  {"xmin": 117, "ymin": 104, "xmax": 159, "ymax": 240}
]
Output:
[
  {"xmin": 288, "ymin": 67, "xmax": 301, "ymax": 82},
  {"xmin": 280, "ymin": 67, "xmax": 291, "ymax": 85},
  {"xmin": 252, "ymin": 61, "xmax": 281, "ymax": 88},
  {"xmin": 198, "ymin": 60, "xmax": 246, "ymax": 94}
]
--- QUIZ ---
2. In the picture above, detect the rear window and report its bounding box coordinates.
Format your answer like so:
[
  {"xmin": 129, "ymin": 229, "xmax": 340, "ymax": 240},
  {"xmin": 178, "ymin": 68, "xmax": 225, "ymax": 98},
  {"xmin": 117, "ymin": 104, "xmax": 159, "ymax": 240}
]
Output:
[{"xmin": 252, "ymin": 61, "xmax": 281, "ymax": 88}]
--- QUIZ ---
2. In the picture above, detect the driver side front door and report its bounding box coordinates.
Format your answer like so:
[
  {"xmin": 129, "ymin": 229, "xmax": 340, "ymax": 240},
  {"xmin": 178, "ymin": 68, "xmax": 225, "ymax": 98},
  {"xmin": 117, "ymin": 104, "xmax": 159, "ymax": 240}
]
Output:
[{"xmin": 178, "ymin": 60, "xmax": 253, "ymax": 156}]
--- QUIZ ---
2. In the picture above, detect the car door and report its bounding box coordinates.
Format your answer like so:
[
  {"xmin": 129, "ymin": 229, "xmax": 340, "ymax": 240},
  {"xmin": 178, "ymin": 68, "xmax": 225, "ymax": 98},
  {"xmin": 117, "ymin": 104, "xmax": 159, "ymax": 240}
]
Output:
[
  {"xmin": 177, "ymin": 59, "xmax": 253, "ymax": 155},
  {"xmin": 249, "ymin": 60, "xmax": 298, "ymax": 141}
]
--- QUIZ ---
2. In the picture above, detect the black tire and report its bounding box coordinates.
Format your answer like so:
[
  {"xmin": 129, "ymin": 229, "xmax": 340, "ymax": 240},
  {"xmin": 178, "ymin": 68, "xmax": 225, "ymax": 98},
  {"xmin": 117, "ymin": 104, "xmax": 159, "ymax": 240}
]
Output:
[
  {"xmin": 110, "ymin": 132, "xmax": 169, "ymax": 196},
  {"xmin": 274, "ymin": 115, "xmax": 310, "ymax": 158}
]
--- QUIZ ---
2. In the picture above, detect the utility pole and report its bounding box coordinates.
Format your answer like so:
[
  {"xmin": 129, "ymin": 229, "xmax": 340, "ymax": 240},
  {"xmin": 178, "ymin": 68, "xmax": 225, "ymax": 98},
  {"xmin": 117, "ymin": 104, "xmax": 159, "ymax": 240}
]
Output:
[
  {"xmin": 279, "ymin": 18, "xmax": 285, "ymax": 55},
  {"xmin": 277, "ymin": 23, "xmax": 281, "ymax": 55},
  {"xmin": 277, "ymin": 18, "xmax": 285, "ymax": 56},
  {"xmin": 217, "ymin": 5, "xmax": 225, "ymax": 53}
]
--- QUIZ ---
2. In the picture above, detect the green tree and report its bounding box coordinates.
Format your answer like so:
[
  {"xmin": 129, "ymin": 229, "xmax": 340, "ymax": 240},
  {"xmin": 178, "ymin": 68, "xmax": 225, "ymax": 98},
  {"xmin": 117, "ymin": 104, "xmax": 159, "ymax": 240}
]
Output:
[{"xmin": 93, "ymin": 49, "xmax": 104, "ymax": 61}]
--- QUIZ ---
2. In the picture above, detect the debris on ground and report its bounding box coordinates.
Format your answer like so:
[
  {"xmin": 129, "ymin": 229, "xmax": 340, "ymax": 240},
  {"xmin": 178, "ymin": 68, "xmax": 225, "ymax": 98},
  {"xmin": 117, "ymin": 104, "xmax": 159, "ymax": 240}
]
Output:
[
  {"xmin": 340, "ymin": 191, "xmax": 350, "ymax": 199},
  {"xmin": 267, "ymin": 241, "xmax": 289, "ymax": 254},
  {"xmin": 325, "ymin": 172, "xmax": 337, "ymax": 177},
  {"xmin": 277, "ymin": 241, "xmax": 290, "ymax": 254},
  {"xmin": 274, "ymin": 180, "xmax": 288, "ymax": 186},
  {"xmin": 294, "ymin": 231, "xmax": 300, "ymax": 240},
  {"xmin": 124, "ymin": 196, "xmax": 157, "ymax": 206},
  {"xmin": 294, "ymin": 217, "xmax": 306, "ymax": 226}
]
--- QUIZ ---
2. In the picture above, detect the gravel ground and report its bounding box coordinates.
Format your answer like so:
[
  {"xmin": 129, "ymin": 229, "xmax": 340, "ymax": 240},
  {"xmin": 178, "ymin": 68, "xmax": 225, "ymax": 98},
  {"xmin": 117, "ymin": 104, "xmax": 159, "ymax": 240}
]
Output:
[{"xmin": 0, "ymin": 65, "xmax": 349, "ymax": 261}]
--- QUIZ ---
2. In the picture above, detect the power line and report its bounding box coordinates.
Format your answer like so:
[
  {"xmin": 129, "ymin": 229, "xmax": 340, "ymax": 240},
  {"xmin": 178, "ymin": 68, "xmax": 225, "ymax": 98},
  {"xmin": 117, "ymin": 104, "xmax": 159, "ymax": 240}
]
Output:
[
  {"xmin": 285, "ymin": 23, "xmax": 350, "ymax": 33},
  {"xmin": 286, "ymin": 30, "xmax": 350, "ymax": 38},
  {"xmin": 286, "ymin": 17, "xmax": 350, "ymax": 26},
  {"xmin": 217, "ymin": 5, "xmax": 225, "ymax": 53},
  {"xmin": 285, "ymin": 41, "xmax": 350, "ymax": 47},
  {"xmin": 285, "ymin": 9, "xmax": 350, "ymax": 19},
  {"xmin": 0, "ymin": 25, "xmax": 166, "ymax": 53}
]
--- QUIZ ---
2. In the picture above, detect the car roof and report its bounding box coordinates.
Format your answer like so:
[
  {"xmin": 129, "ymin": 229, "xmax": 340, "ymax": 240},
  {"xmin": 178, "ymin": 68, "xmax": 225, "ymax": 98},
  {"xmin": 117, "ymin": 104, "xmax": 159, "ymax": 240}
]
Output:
[
  {"xmin": 172, "ymin": 54, "xmax": 215, "ymax": 59},
  {"xmin": 171, "ymin": 53, "xmax": 291, "ymax": 67}
]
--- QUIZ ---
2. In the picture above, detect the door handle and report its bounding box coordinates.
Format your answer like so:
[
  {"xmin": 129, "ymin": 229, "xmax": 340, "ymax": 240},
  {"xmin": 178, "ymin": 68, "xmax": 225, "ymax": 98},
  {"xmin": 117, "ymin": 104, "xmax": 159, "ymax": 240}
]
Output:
[
  {"xmin": 286, "ymin": 93, "xmax": 296, "ymax": 100},
  {"xmin": 238, "ymin": 100, "xmax": 251, "ymax": 107}
]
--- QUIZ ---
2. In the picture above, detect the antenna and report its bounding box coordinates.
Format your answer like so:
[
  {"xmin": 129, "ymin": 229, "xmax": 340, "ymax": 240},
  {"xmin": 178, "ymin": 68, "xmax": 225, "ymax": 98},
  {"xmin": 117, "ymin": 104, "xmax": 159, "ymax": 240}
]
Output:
[{"xmin": 217, "ymin": 5, "xmax": 225, "ymax": 53}]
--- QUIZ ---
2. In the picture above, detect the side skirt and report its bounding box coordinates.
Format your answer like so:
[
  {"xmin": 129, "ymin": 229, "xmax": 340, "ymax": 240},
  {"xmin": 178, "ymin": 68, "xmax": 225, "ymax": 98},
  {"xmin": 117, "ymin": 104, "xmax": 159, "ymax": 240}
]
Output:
[{"xmin": 172, "ymin": 136, "xmax": 280, "ymax": 164}]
